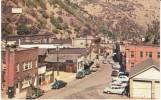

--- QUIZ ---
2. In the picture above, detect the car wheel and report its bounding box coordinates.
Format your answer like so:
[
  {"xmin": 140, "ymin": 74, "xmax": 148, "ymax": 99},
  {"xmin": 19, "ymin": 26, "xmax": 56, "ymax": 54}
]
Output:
[
  {"xmin": 107, "ymin": 91, "xmax": 110, "ymax": 94},
  {"xmin": 122, "ymin": 92, "xmax": 126, "ymax": 96}
]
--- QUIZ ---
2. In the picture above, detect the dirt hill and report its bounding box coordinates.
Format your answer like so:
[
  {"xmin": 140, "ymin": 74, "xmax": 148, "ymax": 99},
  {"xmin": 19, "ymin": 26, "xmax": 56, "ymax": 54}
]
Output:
[
  {"xmin": 71, "ymin": 0, "xmax": 160, "ymax": 38},
  {"xmin": 2, "ymin": 0, "xmax": 160, "ymax": 39}
]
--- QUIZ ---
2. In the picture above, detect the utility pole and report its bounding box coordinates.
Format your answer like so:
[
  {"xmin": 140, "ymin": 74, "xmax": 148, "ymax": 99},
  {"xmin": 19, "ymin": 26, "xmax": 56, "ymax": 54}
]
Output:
[
  {"xmin": 86, "ymin": 37, "xmax": 87, "ymax": 49},
  {"xmin": 56, "ymin": 46, "xmax": 59, "ymax": 80}
]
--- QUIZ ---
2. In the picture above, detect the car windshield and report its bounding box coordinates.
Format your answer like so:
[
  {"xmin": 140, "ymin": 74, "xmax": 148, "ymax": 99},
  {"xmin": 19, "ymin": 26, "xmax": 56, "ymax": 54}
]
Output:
[
  {"xmin": 112, "ymin": 71, "xmax": 117, "ymax": 73},
  {"xmin": 54, "ymin": 80, "xmax": 63, "ymax": 84},
  {"xmin": 78, "ymin": 72, "xmax": 83, "ymax": 74}
]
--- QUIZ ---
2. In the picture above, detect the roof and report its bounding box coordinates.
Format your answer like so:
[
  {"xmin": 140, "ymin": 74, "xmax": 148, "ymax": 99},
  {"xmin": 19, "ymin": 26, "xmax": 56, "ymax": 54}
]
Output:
[
  {"xmin": 39, "ymin": 49, "xmax": 47, "ymax": 55},
  {"xmin": 66, "ymin": 55, "xmax": 79, "ymax": 62},
  {"xmin": 6, "ymin": 34, "xmax": 53, "ymax": 41},
  {"xmin": 52, "ymin": 39, "xmax": 72, "ymax": 44},
  {"xmin": 48, "ymin": 48, "xmax": 87, "ymax": 54},
  {"xmin": 129, "ymin": 58, "xmax": 160, "ymax": 78}
]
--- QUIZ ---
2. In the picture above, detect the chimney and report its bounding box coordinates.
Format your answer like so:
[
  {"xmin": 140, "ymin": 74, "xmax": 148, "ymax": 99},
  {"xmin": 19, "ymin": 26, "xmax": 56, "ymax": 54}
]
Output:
[{"xmin": 5, "ymin": 47, "xmax": 16, "ymax": 94}]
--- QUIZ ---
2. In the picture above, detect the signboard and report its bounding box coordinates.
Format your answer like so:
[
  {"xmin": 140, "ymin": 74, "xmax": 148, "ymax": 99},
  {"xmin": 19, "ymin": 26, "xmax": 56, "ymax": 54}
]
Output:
[{"xmin": 12, "ymin": 8, "xmax": 22, "ymax": 14}]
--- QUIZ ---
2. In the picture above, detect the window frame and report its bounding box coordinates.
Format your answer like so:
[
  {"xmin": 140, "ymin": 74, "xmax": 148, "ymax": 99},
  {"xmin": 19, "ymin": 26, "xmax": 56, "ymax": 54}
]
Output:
[
  {"xmin": 22, "ymin": 61, "xmax": 32, "ymax": 71},
  {"xmin": 130, "ymin": 51, "xmax": 134, "ymax": 58},
  {"xmin": 140, "ymin": 51, "xmax": 143, "ymax": 58},
  {"xmin": 157, "ymin": 52, "xmax": 160, "ymax": 58},
  {"xmin": 16, "ymin": 63, "xmax": 19, "ymax": 72},
  {"xmin": 149, "ymin": 52, "xmax": 152, "ymax": 58}
]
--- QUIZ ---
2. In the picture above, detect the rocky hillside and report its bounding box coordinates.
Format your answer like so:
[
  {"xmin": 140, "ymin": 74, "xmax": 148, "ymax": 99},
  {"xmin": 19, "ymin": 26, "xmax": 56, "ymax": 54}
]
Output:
[
  {"xmin": 2, "ymin": 0, "xmax": 160, "ymax": 40},
  {"xmin": 71, "ymin": 0, "xmax": 160, "ymax": 39},
  {"xmin": 2, "ymin": 0, "xmax": 99, "ymax": 39}
]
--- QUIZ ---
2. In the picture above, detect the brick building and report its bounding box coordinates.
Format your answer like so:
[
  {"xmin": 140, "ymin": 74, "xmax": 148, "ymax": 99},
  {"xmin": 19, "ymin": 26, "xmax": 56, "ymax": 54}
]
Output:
[
  {"xmin": 5, "ymin": 46, "xmax": 39, "ymax": 95},
  {"xmin": 125, "ymin": 44, "xmax": 160, "ymax": 71}
]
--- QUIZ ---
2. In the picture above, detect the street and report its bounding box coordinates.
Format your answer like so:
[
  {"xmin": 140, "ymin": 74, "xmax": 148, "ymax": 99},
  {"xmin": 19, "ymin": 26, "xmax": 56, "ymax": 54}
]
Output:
[{"xmin": 38, "ymin": 59, "xmax": 129, "ymax": 99}]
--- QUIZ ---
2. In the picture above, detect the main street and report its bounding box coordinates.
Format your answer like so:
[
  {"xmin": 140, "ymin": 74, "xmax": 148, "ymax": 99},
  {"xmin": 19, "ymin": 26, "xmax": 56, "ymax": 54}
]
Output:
[{"xmin": 38, "ymin": 61, "xmax": 113, "ymax": 99}]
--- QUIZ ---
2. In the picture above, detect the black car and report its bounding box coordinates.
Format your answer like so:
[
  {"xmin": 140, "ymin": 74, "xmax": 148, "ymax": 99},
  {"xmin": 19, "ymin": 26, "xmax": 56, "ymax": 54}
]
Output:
[
  {"xmin": 111, "ymin": 70, "xmax": 118, "ymax": 76},
  {"xmin": 119, "ymin": 72, "xmax": 129, "ymax": 77},
  {"xmin": 51, "ymin": 80, "xmax": 67, "ymax": 89}
]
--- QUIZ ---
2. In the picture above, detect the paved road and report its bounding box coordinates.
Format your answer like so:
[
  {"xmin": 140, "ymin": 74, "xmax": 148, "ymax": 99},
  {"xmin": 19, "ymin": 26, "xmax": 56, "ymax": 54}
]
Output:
[{"xmin": 38, "ymin": 61, "xmax": 113, "ymax": 99}]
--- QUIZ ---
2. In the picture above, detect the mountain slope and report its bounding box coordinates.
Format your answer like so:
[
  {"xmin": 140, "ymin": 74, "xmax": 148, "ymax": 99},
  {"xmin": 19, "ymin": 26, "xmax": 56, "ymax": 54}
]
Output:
[
  {"xmin": 2, "ymin": 0, "xmax": 160, "ymax": 40},
  {"xmin": 71, "ymin": 0, "xmax": 160, "ymax": 39}
]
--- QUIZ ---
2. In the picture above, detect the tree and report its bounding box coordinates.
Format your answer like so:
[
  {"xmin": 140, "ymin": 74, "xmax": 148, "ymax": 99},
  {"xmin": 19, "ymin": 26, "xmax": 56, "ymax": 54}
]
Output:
[
  {"xmin": 144, "ymin": 20, "xmax": 160, "ymax": 44},
  {"xmin": 17, "ymin": 25, "xmax": 29, "ymax": 35}
]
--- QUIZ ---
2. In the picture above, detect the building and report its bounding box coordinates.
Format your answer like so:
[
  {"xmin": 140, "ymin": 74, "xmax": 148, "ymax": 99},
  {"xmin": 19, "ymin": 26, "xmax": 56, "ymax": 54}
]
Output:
[
  {"xmin": 5, "ymin": 46, "xmax": 39, "ymax": 95},
  {"xmin": 125, "ymin": 44, "xmax": 160, "ymax": 71},
  {"xmin": 52, "ymin": 39, "xmax": 72, "ymax": 48},
  {"xmin": 115, "ymin": 42, "xmax": 126, "ymax": 71},
  {"xmin": 129, "ymin": 58, "xmax": 160, "ymax": 99},
  {"xmin": 72, "ymin": 36, "xmax": 94, "ymax": 48},
  {"xmin": 6, "ymin": 34, "xmax": 53, "ymax": 45}
]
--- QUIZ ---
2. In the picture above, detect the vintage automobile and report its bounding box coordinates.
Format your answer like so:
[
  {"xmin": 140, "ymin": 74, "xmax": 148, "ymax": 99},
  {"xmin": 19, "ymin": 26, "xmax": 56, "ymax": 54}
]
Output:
[
  {"xmin": 26, "ymin": 85, "xmax": 44, "ymax": 99},
  {"xmin": 76, "ymin": 71, "xmax": 86, "ymax": 79},
  {"xmin": 51, "ymin": 80, "xmax": 67, "ymax": 89},
  {"xmin": 84, "ymin": 69, "xmax": 91, "ymax": 75},
  {"xmin": 103, "ymin": 86, "xmax": 125, "ymax": 95}
]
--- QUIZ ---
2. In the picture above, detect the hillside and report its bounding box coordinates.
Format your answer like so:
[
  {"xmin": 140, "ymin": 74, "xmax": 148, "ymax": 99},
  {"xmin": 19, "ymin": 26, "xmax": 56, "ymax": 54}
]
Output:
[
  {"xmin": 2, "ymin": 0, "xmax": 160, "ymax": 40},
  {"xmin": 2, "ymin": 0, "xmax": 99, "ymax": 39},
  {"xmin": 71, "ymin": 0, "xmax": 160, "ymax": 39}
]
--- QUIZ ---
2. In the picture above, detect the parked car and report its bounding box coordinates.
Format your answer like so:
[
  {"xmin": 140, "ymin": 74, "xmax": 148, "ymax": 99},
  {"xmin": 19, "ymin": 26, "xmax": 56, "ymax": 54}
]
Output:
[
  {"xmin": 90, "ymin": 66, "xmax": 98, "ymax": 72},
  {"xmin": 112, "ymin": 75, "xmax": 129, "ymax": 82},
  {"xmin": 76, "ymin": 71, "xmax": 85, "ymax": 79},
  {"xmin": 84, "ymin": 69, "xmax": 91, "ymax": 75},
  {"xmin": 26, "ymin": 85, "xmax": 44, "ymax": 99},
  {"xmin": 109, "ymin": 81, "xmax": 122, "ymax": 87},
  {"xmin": 119, "ymin": 71, "xmax": 129, "ymax": 77},
  {"xmin": 112, "ymin": 63, "xmax": 120, "ymax": 69},
  {"xmin": 103, "ymin": 86, "xmax": 125, "ymax": 95},
  {"xmin": 111, "ymin": 70, "xmax": 118, "ymax": 76},
  {"xmin": 51, "ymin": 80, "xmax": 67, "ymax": 89}
]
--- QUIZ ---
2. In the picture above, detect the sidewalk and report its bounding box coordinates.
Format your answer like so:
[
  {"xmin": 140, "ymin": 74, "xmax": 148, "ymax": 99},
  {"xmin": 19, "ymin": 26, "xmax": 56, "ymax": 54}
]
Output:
[{"xmin": 1, "ymin": 72, "xmax": 76, "ymax": 99}]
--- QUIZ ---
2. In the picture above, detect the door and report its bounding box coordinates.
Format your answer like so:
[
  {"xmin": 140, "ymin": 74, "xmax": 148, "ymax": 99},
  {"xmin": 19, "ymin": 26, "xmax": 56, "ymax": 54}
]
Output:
[
  {"xmin": 155, "ymin": 82, "xmax": 160, "ymax": 98},
  {"xmin": 16, "ymin": 82, "xmax": 20, "ymax": 93},
  {"xmin": 133, "ymin": 81, "xmax": 151, "ymax": 98}
]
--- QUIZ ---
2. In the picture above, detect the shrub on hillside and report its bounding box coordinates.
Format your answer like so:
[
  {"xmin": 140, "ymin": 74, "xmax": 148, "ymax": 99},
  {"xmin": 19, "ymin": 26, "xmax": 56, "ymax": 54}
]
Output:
[{"xmin": 17, "ymin": 25, "xmax": 29, "ymax": 35}]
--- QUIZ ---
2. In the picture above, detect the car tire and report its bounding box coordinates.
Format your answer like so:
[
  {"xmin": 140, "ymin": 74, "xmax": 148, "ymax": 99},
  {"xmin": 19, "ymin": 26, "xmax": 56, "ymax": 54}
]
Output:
[
  {"xmin": 107, "ymin": 91, "xmax": 110, "ymax": 94},
  {"xmin": 122, "ymin": 92, "xmax": 126, "ymax": 96}
]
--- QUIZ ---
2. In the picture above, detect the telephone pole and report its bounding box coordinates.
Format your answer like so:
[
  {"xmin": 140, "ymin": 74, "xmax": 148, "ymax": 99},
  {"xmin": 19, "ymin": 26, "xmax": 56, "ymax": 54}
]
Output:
[{"xmin": 56, "ymin": 46, "xmax": 59, "ymax": 79}]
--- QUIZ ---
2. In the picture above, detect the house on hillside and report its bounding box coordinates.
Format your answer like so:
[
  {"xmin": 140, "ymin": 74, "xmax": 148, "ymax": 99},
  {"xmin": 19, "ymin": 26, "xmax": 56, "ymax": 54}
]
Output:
[{"xmin": 129, "ymin": 58, "xmax": 160, "ymax": 99}]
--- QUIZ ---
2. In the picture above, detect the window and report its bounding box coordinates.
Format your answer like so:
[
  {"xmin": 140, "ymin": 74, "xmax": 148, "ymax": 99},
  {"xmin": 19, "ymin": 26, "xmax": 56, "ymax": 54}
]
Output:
[
  {"xmin": 130, "ymin": 51, "xmax": 134, "ymax": 58},
  {"xmin": 146, "ymin": 52, "xmax": 148, "ymax": 56},
  {"xmin": 140, "ymin": 51, "xmax": 143, "ymax": 58},
  {"xmin": 35, "ymin": 59, "xmax": 38, "ymax": 67},
  {"xmin": 23, "ymin": 61, "xmax": 32, "ymax": 71},
  {"xmin": 16, "ymin": 64, "xmax": 19, "ymax": 72},
  {"xmin": 149, "ymin": 52, "xmax": 152, "ymax": 57},
  {"xmin": 22, "ymin": 78, "xmax": 31, "ymax": 88},
  {"xmin": 131, "ymin": 62, "xmax": 134, "ymax": 68},
  {"xmin": 157, "ymin": 52, "xmax": 160, "ymax": 58}
]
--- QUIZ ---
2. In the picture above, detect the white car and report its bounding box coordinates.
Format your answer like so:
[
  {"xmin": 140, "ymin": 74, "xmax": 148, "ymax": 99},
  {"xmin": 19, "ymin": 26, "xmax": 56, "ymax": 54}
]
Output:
[
  {"xmin": 90, "ymin": 66, "xmax": 98, "ymax": 72},
  {"xmin": 103, "ymin": 86, "xmax": 125, "ymax": 95},
  {"xmin": 112, "ymin": 64, "xmax": 120, "ymax": 69},
  {"xmin": 112, "ymin": 75, "xmax": 129, "ymax": 82},
  {"xmin": 109, "ymin": 81, "xmax": 122, "ymax": 86}
]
